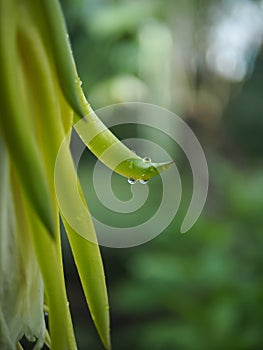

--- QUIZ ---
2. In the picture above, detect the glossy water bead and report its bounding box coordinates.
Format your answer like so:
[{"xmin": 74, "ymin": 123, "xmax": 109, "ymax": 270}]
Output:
[
  {"xmin": 139, "ymin": 179, "xmax": 148, "ymax": 184},
  {"xmin": 143, "ymin": 157, "xmax": 151, "ymax": 163},
  {"xmin": 128, "ymin": 178, "xmax": 137, "ymax": 184}
]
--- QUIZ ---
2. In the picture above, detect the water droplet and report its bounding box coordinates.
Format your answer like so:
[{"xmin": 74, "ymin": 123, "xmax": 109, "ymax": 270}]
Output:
[
  {"xmin": 143, "ymin": 157, "xmax": 151, "ymax": 163},
  {"xmin": 128, "ymin": 178, "xmax": 137, "ymax": 184},
  {"xmin": 139, "ymin": 179, "xmax": 148, "ymax": 184}
]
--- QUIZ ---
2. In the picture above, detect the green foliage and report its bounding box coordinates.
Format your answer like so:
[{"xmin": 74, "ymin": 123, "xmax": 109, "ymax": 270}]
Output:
[{"xmin": 60, "ymin": 0, "xmax": 263, "ymax": 349}]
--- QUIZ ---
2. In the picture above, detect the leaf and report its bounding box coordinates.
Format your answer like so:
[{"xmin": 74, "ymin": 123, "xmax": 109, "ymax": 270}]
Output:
[
  {"xmin": 63, "ymin": 218, "xmax": 111, "ymax": 350},
  {"xmin": 10, "ymin": 164, "xmax": 77, "ymax": 350},
  {"xmin": 0, "ymin": 0, "xmax": 55, "ymax": 236},
  {"xmin": 74, "ymin": 105, "xmax": 173, "ymax": 181},
  {"xmin": 40, "ymin": 0, "xmax": 84, "ymax": 118},
  {"xmin": 55, "ymin": 134, "xmax": 111, "ymax": 349}
]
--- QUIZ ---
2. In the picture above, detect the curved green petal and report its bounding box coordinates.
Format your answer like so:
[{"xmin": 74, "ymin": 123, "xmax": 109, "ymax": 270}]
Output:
[
  {"xmin": 74, "ymin": 102, "xmax": 173, "ymax": 181},
  {"xmin": 40, "ymin": 0, "xmax": 84, "ymax": 118},
  {"xmin": 0, "ymin": 0, "xmax": 55, "ymax": 236},
  {"xmin": 63, "ymin": 219, "xmax": 111, "ymax": 350}
]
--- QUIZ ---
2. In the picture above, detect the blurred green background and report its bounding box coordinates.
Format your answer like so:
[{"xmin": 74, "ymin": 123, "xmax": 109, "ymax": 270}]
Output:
[{"xmin": 60, "ymin": 0, "xmax": 263, "ymax": 349}]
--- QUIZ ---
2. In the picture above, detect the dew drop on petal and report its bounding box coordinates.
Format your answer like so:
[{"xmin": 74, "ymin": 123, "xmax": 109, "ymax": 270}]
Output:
[
  {"xmin": 143, "ymin": 157, "xmax": 151, "ymax": 163},
  {"xmin": 139, "ymin": 179, "xmax": 148, "ymax": 184},
  {"xmin": 128, "ymin": 178, "xmax": 137, "ymax": 184}
]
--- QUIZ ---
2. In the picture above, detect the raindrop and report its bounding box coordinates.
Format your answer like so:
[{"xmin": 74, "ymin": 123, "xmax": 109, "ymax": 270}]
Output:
[
  {"xmin": 128, "ymin": 178, "xmax": 137, "ymax": 184},
  {"xmin": 143, "ymin": 157, "xmax": 151, "ymax": 163},
  {"xmin": 139, "ymin": 179, "xmax": 148, "ymax": 184}
]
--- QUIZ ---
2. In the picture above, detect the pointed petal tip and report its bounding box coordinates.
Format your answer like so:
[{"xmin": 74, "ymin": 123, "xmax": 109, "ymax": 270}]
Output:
[{"xmin": 153, "ymin": 159, "xmax": 174, "ymax": 173}]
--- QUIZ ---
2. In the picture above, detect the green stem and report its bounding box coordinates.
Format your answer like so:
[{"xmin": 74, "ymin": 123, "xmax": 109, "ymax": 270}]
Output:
[{"xmin": 74, "ymin": 92, "xmax": 173, "ymax": 181}]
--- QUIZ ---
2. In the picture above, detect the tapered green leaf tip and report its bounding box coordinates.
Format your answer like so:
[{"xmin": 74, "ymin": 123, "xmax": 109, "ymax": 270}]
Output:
[{"xmin": 115, "ymin": 158, "xmax": 174, "ymax": 181}]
